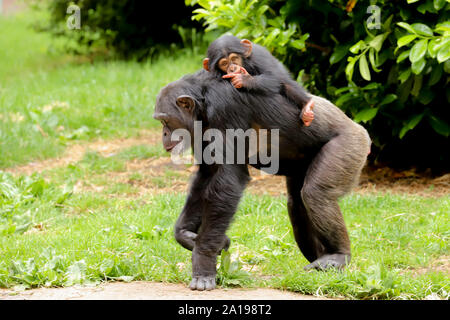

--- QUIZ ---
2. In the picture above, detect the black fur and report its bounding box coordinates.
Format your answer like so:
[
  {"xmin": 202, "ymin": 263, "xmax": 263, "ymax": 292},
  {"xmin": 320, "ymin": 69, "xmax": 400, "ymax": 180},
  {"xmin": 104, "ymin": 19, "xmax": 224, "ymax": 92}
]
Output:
[{"xmin": 154, "ymin": 70, "xmax": 371, "ymax": 290}]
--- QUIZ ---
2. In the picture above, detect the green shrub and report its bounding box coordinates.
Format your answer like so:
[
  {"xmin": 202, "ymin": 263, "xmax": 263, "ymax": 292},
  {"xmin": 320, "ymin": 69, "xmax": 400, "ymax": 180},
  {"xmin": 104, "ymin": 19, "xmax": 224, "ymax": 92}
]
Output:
[
  {"xmin": 186, "ymin": 0, "xmax": 450, "ymax": 169},
  {"xmin": 39, "ymin": 0, "xmax": 202, "ymax": 59}
]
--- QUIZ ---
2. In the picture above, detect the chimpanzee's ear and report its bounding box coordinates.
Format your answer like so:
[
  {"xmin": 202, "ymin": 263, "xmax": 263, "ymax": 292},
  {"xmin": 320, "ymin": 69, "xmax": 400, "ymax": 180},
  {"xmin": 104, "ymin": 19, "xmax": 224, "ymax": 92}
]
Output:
[
  {"xmin": 203, "ymin": 58, "xmax": 210, "ymax": 71},
  {"xmin": 176, "ymin": 95, "xmax": 195, "ymax": 112},
  {"xmin": 240, "ymin": 39, "xmax": 253, "ymax": 57}
]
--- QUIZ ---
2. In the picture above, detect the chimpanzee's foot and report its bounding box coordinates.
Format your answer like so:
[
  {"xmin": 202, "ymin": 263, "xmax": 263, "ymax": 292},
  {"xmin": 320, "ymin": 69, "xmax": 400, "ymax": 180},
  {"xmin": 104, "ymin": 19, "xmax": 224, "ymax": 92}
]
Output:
[
  {"xmin": 175, "ymin": 229, "xmax": 198, "ymax": 251},
  {"xmin": 190, "ymin": 247, "xmax": 218, "ymax": 291},
  {"xmin": 189, "ymin": 276, "xmax": 216, "ymax": 291},
  {"xmin": 176, "ymin": 230, "xmax": 230, "ymax": 252},
  {"xmin": 304, "ymin": 253, "xmax": 350, "ymax": 271}
]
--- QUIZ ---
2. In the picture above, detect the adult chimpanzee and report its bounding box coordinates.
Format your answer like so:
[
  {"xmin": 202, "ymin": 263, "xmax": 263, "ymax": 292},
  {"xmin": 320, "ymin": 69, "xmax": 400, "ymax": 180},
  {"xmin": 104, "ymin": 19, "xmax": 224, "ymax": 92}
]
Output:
[
  {"xmin": 153, "ymin": 70, "xmax": 371, "ymax": 291},
  {"xmin": 203, "ymin": 35, "xmax": 315, "ymax": 126}
]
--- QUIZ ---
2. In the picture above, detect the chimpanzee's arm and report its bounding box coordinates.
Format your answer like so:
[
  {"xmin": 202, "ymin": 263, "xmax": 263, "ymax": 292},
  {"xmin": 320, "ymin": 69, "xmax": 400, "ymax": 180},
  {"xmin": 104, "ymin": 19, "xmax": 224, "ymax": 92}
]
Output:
[
  {"xmin": 228, "ymin": 70, "xmax": 311, "ymax": 106},
  {"xmin": 244, "ymin": 75, "xmax": 315, "ymax": 125},
  {"xmin": 281, "ymin": 79, "xmax": 312, "ymax": 107},
  {"xmin": 224, "ymin": 68, "xmax": 314, "ymax": 125},
  {"xmin": 241, "ymin": 74, "xmax": 284, "ymax": 95}
]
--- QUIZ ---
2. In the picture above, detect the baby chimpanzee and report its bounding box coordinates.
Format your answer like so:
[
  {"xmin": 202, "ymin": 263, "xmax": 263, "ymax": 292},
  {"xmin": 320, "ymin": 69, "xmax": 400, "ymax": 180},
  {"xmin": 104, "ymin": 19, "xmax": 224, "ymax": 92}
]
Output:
[{"xmin": 203, "ymin": 35, "xmax": 314, "ymax": 126}]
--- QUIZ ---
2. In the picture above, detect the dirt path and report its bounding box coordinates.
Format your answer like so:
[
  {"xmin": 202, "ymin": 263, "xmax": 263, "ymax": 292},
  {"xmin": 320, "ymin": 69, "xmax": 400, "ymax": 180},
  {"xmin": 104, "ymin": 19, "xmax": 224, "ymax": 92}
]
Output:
[
  {"xmin": 0, "ymin": 281, "xmax": 329, "ymax": 300},
  {"xmin": 4, "ymin": 130, "xmax": 162, "ymax": 176},
  {"xmin": 4, "ymin": 129, "xmax": 449, "ymax": 197}
]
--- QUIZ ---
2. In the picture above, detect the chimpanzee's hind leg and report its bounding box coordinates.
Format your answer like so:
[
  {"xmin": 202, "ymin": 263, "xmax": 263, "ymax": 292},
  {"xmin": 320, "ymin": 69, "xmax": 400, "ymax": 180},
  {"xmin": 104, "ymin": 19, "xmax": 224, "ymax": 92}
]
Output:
[
  {"xmin": 300, "ymin": 131, "xmax": 369, "ymax": 270},
  {"xmin": 286, "ymin": 176, "xmax": 325, "ymax": 263}
]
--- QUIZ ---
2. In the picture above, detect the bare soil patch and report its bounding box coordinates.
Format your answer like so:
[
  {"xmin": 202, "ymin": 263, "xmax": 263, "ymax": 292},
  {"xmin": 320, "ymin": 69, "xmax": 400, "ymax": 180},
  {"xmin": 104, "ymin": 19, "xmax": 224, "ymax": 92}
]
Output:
[
  {"xmin": 5, "ymin": 130, "xmax": 161, "ymax": 176},
  {"xmin": 83, "ymin": 159, "xmax": 449, "ymax": 198},
  {"xmin": 403, "ymin": 255, "xmax": 450, "ymax": 277},
  {"xmin": 0, "ymin": 281, "xmax": 328, "ymax": 300}
]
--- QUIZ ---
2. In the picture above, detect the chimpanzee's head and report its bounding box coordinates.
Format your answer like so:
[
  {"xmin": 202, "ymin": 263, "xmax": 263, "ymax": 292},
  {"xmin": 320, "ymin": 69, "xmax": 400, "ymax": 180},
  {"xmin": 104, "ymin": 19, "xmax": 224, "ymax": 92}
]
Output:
[
  {"xmin": 153, "ymin": 77, "xmax": 201, "ymax": 152},
  {"xmin": 203, "ymin": 35, "xmax": 253, "ymax": 76}
]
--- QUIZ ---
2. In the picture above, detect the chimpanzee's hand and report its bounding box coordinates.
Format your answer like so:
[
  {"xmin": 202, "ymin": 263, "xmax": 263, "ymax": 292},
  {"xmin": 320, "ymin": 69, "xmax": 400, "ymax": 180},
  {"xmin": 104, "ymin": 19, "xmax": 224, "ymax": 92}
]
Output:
[
  {"xmin": 301, "ymin": 99, "xmax": 315, "ymax": 126},
  {"xmin": 222, "ymin": 67, "xmax": 252, "ymax": 89}
]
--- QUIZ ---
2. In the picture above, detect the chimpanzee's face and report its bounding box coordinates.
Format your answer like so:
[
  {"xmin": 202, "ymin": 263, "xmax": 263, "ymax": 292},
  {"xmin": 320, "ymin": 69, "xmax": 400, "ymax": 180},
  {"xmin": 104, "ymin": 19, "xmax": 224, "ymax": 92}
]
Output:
[
  {"xmin": 218, "ymin": 53, "xmax": 244, "ymax": 74},
  {"xmin": 153, "ymin": 82, "xmax": 196, "ymax": 152},
  {"xmin": 203, "ymin": 35, "xmax": 253, "ymax": 75}
]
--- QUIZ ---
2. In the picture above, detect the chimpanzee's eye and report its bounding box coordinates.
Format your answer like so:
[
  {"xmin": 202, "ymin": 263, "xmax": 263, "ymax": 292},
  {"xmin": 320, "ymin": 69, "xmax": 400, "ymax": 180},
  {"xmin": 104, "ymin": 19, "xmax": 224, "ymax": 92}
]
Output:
[{"xmin": 220, "ymin": 61, "xmax": 228, "ymax": 69}]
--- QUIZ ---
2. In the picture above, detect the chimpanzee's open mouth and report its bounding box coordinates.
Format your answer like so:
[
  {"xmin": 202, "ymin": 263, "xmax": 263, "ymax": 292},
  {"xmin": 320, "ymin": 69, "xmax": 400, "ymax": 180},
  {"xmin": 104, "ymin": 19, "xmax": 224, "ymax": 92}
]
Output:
[{"xmin": 165, "ymin": 140, "xmax": 181, "ymax": 152}]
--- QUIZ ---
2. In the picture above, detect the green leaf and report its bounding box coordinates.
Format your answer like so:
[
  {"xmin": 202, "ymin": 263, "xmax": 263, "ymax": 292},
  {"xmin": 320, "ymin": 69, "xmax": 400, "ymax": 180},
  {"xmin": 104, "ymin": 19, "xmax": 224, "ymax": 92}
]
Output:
[
  {"xmin": 429, "ymin": 64, "xmax": 443, "ymax": 86},
  {"xmin": 334, "ymin": 86, "xmax": 351, "ymax": 95},
  {"xmin": 411, "ymin": 23, "xmax": 434, "ymax": 37},
  {"xmin": 428, "ymin": 39, "xmax": 439, "ymax": 58},
  {"xmin": 437, "ymin": 41, "xmax": 450, "ymax": 63},
  {"xmin": 399, "ymin": 113, "xmax": 425, "ymax": 139},
  {"xmin": 369, "ymin": 48, "xmax": 381, "ymax": 72},
  {"xmin": 379, "ymin": 94, "xmax": 397, "ymax": 106},
  {"xmin": 444, "ymin": 59, "xmax": 450, "ymax": 73},
  {"xmin": 435, "ymin": 22, "xmax": 450, "ymax": 34},
  {"xmin": 65, "ymin": 260, "xmax": 87, "ymax": 285},
  {"xmin": 411, "ymin": 58, "xmax": 426, "ymax": 74},
  {"xmin": 409, "ymin": 39, "xmax": 428, "ymax": 63},
  {"xmin": 407, "ymin": 113, "xmax": 424, "ymax": 130},
  {"xmin": 433, "ymin": 0, "xmax": 446, "ymax": 10},
  {"xmin": 350, "ymin": 40, "xmax": 365, "ymax": 54},
  {"xmin": 429, "ymin": 37, "xmax": 450, "ymax": 54},
  {"xmin": 398, "ymin": 73, "xmax": 414, "ymax": 103},
  {"xmin": 264, "ymin": 28, "xmax": 281, "ymax": 46},
  {"xmin": 362, "ymin": 82, "xmax": 379, "ymax": 90},
  {"xmin": 369, "ymin": 34, "xmax": 386, "ymax": 52},
  {"xmin": 397, "ymin": 22, "xmax": 416, "ymax": 34},
  {"xmin": 330, "ymin": 45, "xmax": 350, "ymax": 65},
  {"xmin": 345, "ymin": 57, "xmax": 357, "ymax": 81},
  {"xmin": 354, "ymin": 108, "xmax": 379, "ymax": 123},
  {"xmin": 335, "ymin": 92, "xmax": 356, "ymax": 107},
  {"xmin": 399, "ymin": 127, "xmax": 410, "ymax": 139},
  {"xmin": 411, "ymin": 75, "xmax": 423, "ymax": 97},
  {"xmin": 418, "ymin": 88, "xmax": 435, "ymax": 105},
  {"xmin": 382, "ymin": 14, "xmax": 394, "ymax": 31},
  {"xmin": 397, "ymin": 35, "xmax": 417, "ymax": 48},
  {"xmin": 397, "ymin": 50, "xmax": 410, "ymax": 63},
  {"xmin": 428, "ymin": 116, "xmax": 450, "ymax": 137},
  {"xmin": 296, "ymin": 69, "xmax": 305, "ymax": 85},
  {"xmin": 291, "ymin": 40, "xmax": 306, "ymax": 50},
  {"xmin": 359, "ymin": 54, "xmax": 371, "ymax": 81},
  {"xmin": 417, "ymin": 1, "xmax": 438, "ymax": 14}
]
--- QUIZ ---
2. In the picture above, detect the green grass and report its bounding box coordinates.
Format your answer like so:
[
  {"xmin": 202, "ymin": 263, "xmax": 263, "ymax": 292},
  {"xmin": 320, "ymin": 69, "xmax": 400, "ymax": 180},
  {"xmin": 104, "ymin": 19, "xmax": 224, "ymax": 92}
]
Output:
[
  {"xmin": 0, "ymin": 170, "xmax": 448, "ymax": 299},
  {"xmin": 0, "ymin": 11, "xmax": 201, "ymax": 168}
]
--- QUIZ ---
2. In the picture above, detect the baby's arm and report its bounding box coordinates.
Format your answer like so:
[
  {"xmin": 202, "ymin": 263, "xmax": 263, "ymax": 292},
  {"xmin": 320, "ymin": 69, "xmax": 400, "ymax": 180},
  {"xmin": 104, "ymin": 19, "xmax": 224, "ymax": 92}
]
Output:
[{"xmin": 223, "ymin": 67, "xmax": 315, "ymax": 126}]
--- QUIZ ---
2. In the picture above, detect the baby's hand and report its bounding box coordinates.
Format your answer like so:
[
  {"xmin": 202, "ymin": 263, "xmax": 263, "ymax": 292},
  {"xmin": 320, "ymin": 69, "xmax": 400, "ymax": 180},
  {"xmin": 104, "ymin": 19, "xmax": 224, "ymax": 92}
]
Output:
[
  {"xmin": 222, "ymin": 67, "xmax": 251, "ymax": 89},
  {"xmin": 302, "ymin": 99, "xmax": 314, "ymax": 127}
]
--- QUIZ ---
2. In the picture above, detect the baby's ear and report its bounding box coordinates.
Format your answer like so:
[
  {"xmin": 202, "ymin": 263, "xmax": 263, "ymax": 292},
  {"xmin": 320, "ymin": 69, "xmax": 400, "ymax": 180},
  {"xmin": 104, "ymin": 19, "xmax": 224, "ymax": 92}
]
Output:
[
  {"xmin": 203, "ymin": 58, "xmax": 210, "ymax": 71},
  {"xmin": 240, "ymin": 39, "xmax": 253, "ymax": 58}
]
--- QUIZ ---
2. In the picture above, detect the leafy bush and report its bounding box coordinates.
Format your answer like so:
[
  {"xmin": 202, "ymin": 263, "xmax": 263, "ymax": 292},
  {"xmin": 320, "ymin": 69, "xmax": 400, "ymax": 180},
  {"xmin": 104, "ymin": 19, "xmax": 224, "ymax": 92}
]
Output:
[
  {"xmin": 186, "ymin": 0, "xmax": 450, "ymax": 170},
  {"xmin": 39, "ymin": 0, "xmax": 202, "ymax": 59}
]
